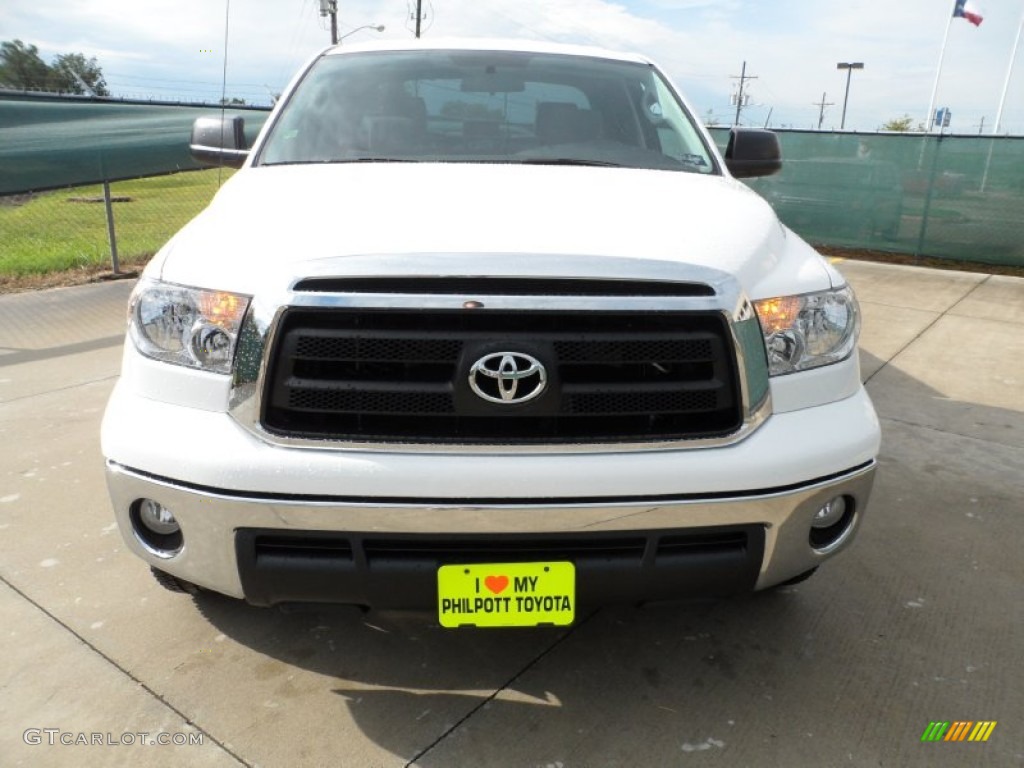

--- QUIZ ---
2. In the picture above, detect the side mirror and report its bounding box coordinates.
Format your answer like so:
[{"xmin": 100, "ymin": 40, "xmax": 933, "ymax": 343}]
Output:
[
  {"xmin": 724, "ymin": 128, "xmax": 782, "ymax": 178},
  {"xmin": 190, "ymin": 116, "xmax": 249, "ymax": 168}
]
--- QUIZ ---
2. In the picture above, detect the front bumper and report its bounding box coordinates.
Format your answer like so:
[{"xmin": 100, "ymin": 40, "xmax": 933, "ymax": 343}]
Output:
[{"xmin": 105, "ymin": 459, "xmax": 876, "ymax": 606}]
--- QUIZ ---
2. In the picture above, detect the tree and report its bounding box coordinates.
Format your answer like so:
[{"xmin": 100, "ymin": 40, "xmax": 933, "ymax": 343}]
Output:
[
  {"xmin": 0, "ymin": 39, "xmax": 50, "ymax": 90},
  {"xmin": 220, "ymin": 96, "xmax": 246, "ymax": 106},
  {"xmin": 881, "ymin": 114, "xmax": 924, "ymax": 132},
  {"xmin": 0, "ymin": 39, "xmax": 109, "ymax": 96},
  {"xmin": 50, "ymin": 52, "xmax": 109, "ymax": 96}
]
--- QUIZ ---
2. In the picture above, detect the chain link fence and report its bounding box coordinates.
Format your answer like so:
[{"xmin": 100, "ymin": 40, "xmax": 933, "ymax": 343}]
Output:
[{"xmin": 0, "ymin": 168, "xmax": 233, "ymax": 278}]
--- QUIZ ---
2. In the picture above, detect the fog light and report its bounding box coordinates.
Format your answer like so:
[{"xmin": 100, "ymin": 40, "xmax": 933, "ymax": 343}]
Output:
[
  {"xmin": 130, "ymin": 498, "xmax": 183, "ymax": 557},
  {"xmin": 809, "ymin": 495, "xmax": 855, "ymax": 553},
  {"xmin": 138, "ymin": 499, "xmax": 179, "ymax": 535},
  {"xmin": 812, "ymin": 496, "xmax": 846, "ymax": 529}
]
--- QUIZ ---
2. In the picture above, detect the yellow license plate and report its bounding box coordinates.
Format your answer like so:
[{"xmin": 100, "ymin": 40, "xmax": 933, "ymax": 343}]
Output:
[{"xmin": 437, "ymin": 561, "xmax": 575, "ymax": 628}]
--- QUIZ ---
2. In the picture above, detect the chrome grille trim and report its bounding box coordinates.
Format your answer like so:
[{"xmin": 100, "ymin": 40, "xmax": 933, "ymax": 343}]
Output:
[{"xmin": 228, "ymin": 262, "xmax": 772, "ymax": 454}]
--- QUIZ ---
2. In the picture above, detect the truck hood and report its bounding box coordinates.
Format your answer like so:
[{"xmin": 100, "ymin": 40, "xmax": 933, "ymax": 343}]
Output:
[{"xmin": 155, "ymin": 163, "xmax": 831, "ymax": 298}]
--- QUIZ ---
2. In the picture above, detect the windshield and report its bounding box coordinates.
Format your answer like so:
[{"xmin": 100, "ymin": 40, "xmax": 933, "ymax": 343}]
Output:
[{"xmin": 258, "ymin": 49, "xmax": 716, "ymax": 173}]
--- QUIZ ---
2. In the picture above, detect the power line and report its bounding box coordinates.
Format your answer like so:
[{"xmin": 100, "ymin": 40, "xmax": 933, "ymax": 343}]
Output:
[{"xmin": 480, "ymin": 7, "xmax": 564, "ymax": 44}]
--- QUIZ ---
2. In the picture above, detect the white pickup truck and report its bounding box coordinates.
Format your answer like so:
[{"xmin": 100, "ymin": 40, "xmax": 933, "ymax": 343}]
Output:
[{"xmin": 101, "ymin": 39, "xmax": 880, "ymax": 628}]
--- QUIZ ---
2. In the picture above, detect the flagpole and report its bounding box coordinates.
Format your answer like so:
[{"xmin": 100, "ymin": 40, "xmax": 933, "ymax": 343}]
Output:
[
  {"xmin": 993, "ymin": 11, "xmax": 1024, "ymax": 134},
  {"xmin": 981, "ymin": 10, "xmax": 1023, "ymax": 191},
  {"xmin": 924, "ymin": 2, "xmax": 959, "ymax": 133}
]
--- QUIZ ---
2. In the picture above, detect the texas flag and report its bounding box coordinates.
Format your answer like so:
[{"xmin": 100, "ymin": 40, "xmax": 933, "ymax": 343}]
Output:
[{"xmin": 953, "ymin": 0, "xmax": 984, "ymax": 26}]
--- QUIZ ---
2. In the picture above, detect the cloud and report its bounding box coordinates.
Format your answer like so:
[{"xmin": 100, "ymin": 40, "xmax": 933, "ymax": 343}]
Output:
[{"xmin": 1, "ymin": 0, "xmax": 1020, "ymax": 131}]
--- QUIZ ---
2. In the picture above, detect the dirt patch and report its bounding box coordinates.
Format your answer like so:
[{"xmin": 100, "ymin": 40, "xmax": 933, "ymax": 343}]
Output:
[
  {"xmin": 0, "ymin": 193, "xmax": 38, "ymax": 207},
  {"xmin": 66, "ymin": 196, "xmax": 134, "ymax": 204},
  {"xmin": 0, "ymin": 262, "xmax": 144, "ymax": 294}
]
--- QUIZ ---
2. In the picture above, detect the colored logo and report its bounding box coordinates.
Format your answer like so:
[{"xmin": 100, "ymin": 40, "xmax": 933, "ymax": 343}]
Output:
[{"xmin": 921, "ymin": 721, "xmax": 997, "ymax": 742}]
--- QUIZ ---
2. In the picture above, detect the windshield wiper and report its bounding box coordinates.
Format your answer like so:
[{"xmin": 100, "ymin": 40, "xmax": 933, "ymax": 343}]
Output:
[
  {"xmin": 514, "ymin": 158, "xmax": 624, "ymax": 168},
  {"xmin": 333, "ymin": 157, "xmax": 421, "ymax": 164},
  {"xmin": 260, "ymin": 158, "xmax": 420, "ymax": 167}
]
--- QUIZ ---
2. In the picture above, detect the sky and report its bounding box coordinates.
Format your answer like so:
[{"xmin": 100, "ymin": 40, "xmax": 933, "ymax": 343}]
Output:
[{"xmin": 2, "ymin": 0, "xmax": 1022, "ymax": 134}]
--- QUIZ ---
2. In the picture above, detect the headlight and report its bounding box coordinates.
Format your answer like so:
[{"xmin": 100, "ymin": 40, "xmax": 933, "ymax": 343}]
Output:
[
  {"xmin": 754, "ymin": 286, "xmax": 860, "ymax": 375},
  {"xmin": 128, "ymin": 279, "xmax": 250, "ymax": 374}
]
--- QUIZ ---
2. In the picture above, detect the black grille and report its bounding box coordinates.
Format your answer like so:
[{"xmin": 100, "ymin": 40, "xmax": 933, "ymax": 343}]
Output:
[
  {"xmin": 554, "ymin": 338, "xmax": 713, "ymax": 363},
  {"xmin": 254, "ymin": 535, "xmax": 353, "ymax": 562},
  {"xmin": 566, "ymin": 389, "xmax": 719, "ymax": 414},
  {"xmin": 236, "ymin": 526, "xmax": 764, "ymax": 608},
  {"xmin": 294, "ymin": 336, "xmax": 462, "ymax": 361},
  {"xmin": 262, "ymin": 308, "xmax": 742, "ymax": 443},
  {"xmin": 361, "ymin": 535, "xmax": 648, "ymax": 563}
]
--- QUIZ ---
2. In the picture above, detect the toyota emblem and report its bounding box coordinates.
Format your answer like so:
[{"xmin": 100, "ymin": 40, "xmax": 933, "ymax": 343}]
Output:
[{"xmin": 468, "ymin": 352, "xmax": 547, "ymax": 404}]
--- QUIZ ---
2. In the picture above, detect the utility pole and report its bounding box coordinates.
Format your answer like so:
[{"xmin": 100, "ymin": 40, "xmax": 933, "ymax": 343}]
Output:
[
  {"xmin": 414, "ymin": 0, "xmax": 424, "ymax": 38},
  {"xmin": 813, "ymin": 92, "xmax": 834, "ymax": 130},
  {"xmin": 975, "ymin": 116, "xmax": 985, "ymax": 134},
  {"xmin": 731, "ymin": 61, "xmax": 757, "ymax": 126},
  {"xmin": 320, "ymin": 0, "xmax": 338, "ymax": 44}
]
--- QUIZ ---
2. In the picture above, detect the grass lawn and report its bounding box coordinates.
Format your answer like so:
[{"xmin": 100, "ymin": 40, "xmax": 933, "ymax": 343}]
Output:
[{"xmin": 0, "ymin": 168, "xmax": 232, "ymax": 277}]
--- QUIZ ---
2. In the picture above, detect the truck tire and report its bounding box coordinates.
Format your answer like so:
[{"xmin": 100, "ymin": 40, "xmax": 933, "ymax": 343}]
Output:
[
  {"xmin": 150, "ymin": 567, "xmax": 201, "ymax": 595},
  {"xmin": 776, "ymin": 566, "xmax": 819, "ymax": 587}
]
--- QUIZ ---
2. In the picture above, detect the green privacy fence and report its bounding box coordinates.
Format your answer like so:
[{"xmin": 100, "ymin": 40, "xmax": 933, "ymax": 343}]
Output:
[
  {"xmin": 0, "ymin": 91, "xmax": 269, "ymax": 195},
  {"xmin": 1, "ymin": 94, "xmax": 1022, "ymax": 277},
  {"xmin": 0, "ymin": 93, "xmax": 270, "ymax": 278},
  {"xmin": 710, "ymin": 127, "xmax": 1024, "ymax": 266}
]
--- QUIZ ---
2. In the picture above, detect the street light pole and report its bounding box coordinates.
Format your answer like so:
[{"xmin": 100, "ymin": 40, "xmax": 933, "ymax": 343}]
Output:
[
  {"xmin": 338, "ymin": 24, "xmax": 386, "ymax": 44},
  {"xmin": 836, "ymin": 62, "xmax": 864, "ymax": 130}
]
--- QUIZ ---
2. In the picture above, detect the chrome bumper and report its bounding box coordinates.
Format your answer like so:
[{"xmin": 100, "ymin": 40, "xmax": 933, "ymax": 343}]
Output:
[{"xmin": 106, "ymin": 460, "xmax": 877, "ymax": 603}]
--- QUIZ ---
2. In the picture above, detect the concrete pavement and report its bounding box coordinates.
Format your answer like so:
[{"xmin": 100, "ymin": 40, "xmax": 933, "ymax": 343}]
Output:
[{"xmin": 1, "ymin": 263, "xmax": 1021, "ymax": 767}]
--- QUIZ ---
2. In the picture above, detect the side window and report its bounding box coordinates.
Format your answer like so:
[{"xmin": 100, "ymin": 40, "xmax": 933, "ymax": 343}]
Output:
[{"xmin": 657, "ymin": 125, "xmax": 684, "ymax": 157}]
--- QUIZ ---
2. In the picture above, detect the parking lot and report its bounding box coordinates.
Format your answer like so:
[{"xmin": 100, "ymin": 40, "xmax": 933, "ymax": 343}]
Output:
[{"xmin": 1, "ymin": 259, "xmax": 1021, "ymax": 767}]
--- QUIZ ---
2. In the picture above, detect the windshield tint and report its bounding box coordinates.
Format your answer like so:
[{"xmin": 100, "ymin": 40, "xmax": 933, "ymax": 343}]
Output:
[{"xmin": 258, "ymin": 50, "xmax": 716, "ymax": 173}]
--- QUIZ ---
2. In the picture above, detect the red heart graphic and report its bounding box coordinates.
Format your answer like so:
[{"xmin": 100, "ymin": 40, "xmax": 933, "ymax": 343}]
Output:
[{"xmin": 484, "ymin": 575, "xmax": 509, "ymax": 595}]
